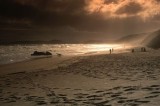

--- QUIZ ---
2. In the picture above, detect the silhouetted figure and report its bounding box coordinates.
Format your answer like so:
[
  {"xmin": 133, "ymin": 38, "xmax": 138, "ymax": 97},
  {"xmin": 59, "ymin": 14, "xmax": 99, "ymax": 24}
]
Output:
[
  {"xmin": 112, "ymin": 48, "xmax": 114, "ymax": 52},
  {"xmin": 131, "ymin": 49, "xmax": 134, "ymax": 53},
  {"xmin": 109, "ymin": 49, "xmax": 112, "ymax": 54},
  {"xmin": 141, "ymin": 47, "xmax": 147, "ymax": 52},
  {"xmin": 143, "ymin": 47, "xmax": 146, "ymax": 52}
]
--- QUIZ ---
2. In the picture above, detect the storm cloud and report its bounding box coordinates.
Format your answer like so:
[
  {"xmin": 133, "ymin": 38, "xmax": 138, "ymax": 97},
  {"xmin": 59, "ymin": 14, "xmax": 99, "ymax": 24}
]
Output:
[{"xmin": 0, "ymin": 0, "xmax": 160, "ymax": 42}]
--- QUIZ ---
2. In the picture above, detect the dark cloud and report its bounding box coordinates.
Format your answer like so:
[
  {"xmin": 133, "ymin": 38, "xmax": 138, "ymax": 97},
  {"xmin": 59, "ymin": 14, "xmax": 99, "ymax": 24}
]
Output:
[
  {"xmin": 0, "ymin": 0, "xmax": 160, "ymax": 42},
  {"xmin": 0, "ymin": 0, "xmax": 39, "ymax": 19},
  {"xmin": 155, "ymin": 0, "xmax": 160, "ymax": 2},
  {"xmin": 0, "ymin": 1, "xmax": 82, "ymax": 22}
]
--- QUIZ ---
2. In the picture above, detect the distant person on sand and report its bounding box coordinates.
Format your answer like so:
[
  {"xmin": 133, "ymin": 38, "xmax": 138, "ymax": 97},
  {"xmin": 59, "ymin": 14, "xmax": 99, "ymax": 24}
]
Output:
[
  {"xmin": 141, "ymin": 47, "xmax": 147, "ymax": 52},
  {"xmin": 109, "ymin": 49, "xmax": 112, "ymax": 54},
  {"xmin": 143, "ymin": 47, "xmax": 146, "ymax": 52},
  {"xmin": 132, "ymin": 49, "xmax": 134, "ymax": 53},
  {"xmin": 112, "ymin": 48, "xmax": 114, "ymax": 52}
]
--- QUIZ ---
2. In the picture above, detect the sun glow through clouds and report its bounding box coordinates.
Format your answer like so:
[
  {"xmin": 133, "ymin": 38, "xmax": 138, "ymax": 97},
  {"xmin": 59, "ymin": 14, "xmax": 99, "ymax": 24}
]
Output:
[
  {"xmin": 82, "ymin": 44, "xmax": 124, "ymax": 54},
  {"xmin": 85, "ymin": 0, "xmax": 160, "ymax": 20}
]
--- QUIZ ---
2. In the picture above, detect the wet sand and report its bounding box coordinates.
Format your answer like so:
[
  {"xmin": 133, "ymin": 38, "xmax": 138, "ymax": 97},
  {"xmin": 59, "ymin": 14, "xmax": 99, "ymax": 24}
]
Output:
[
  {"xmin": 0, "ymin": 55, "xmax": 76, "ymax": 75},
  {"xmin": 0, "ymin": 49, "xmax": 160, "ymax": 106}
]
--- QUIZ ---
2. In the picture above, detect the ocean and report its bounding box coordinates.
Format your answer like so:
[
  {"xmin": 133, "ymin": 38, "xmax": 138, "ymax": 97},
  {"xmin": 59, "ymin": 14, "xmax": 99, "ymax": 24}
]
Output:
[{"xmin": 0, "ymin": 44, "xmax": 123, "ymax": 65}]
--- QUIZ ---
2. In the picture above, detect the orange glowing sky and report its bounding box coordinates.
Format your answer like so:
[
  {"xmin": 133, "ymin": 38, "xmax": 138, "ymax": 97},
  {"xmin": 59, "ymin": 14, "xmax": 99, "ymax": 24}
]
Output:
[{"xmin": 85, "ymin": 0, "xmax": 160, "ymax": 19}]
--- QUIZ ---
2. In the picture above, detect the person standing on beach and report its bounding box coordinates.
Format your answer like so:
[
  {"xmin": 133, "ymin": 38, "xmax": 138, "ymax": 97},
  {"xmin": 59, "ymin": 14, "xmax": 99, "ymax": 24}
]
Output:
[
  {"xmin": 109, "ymin": 49, "xmax": 112, "ymax": 54},
  {"xmin": 144, "ymin": 47, "xmax": 146, "ymax": 52},
  {"xmin": 141, "ymin": 47, "xmax": 147, "ymax": 52},
  {"xmin": 112, "ymin": 48, "xmax": 114, "ymax": 52}
]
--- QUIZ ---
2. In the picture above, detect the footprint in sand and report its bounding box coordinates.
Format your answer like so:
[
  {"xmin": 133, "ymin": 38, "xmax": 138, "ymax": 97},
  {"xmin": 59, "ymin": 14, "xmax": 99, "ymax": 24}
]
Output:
[
  {"xmin": 141, "ymin": 87, "xmax": 154, "ymax": 91},
  {"xmin": 110, "ymin": 94, "xmax": 121, "ymax": 98},
  {"xmin": 111, "ymin": 86, "xmax": 122, "ymax": 90},
  {"xmin": 5, "ymin": 99, "xmax": 17, "ymax": 103},
  {"xmin": 50, "ymin": 99, "xmax": 60, "ymax": 104},
  {"xmin": 95, "ymin": 90, "xmax": 105, "ymax": 93},
  {"xmin": 117, "ymin": 100, "xmax": 126, "ymax": 104},
  {"xmin": 29, "ymin": 87, "xmax": 35, "ymax": 90},
  {"xmin": 64, "ymin": 88, "xmax": 71, "ymax": 90},
  {"xmin": 145, "ymin": 95, "xmax": 159, "ymax": 99},
  {"xmin": 35, "ymin": 101, "xmax": 47, "ymax": 105},
  {"xmin": 92, "ymin": 100, "xmax": 110, "ymax": 106},
  {"xmin": 25, "ymin": 96, "xmax": 39, "ymax": 101},
  {"xmin": 58, "ymin": 94, "xmax": 67, "ymax": 97},
  {"xmin": 74, "ymin": 93, "xmax": 89, "ymax": 96},
  {"xmin": 52, "ymin": 88, "xmax": 59, "ymax": 90},
  {"xmin": 150, "ymin": 85, "xmax": 160, "ymax": 88},
  {"xmin": 123, "ymin": 99, "xmax": 150, "ymax": 106},
  {"xmin": 88, "ymin": 88, "xmax": 98, "ymax": 91},
  {"xmin": 74, "ymin": 89, "xmax": 82, "ymax": 91},
  {"xmin": 150, "ymin": 91, "xmax": 160, "ymax": 94},
  {"xmin": 134, "ymin": 100, "xmax": 150, "ymax": 104}
]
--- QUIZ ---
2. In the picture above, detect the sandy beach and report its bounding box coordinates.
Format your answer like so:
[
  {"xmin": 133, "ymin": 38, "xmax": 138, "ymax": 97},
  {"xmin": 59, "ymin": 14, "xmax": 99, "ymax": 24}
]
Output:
[
  {"xmin": 1, "ymin": 0, "xmax": 160, "ymax": 106},
  {"xmin": 0, "ymin": 49, "xmax": 160, "ymax": 106}
]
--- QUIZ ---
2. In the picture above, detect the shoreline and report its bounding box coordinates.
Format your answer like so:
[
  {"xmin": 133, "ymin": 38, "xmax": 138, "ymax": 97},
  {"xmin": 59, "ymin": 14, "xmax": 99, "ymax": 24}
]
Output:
[
  {"xmin": 0, "ymin": 55, "xmax": 78, "ymax": 75},
  {"xmin": 0, "ymin": 48, "xmax": 144, "ymax": 75},
  {"xmin": 0, "ymin": 49, "xmax": 130, "ymax": 75}
]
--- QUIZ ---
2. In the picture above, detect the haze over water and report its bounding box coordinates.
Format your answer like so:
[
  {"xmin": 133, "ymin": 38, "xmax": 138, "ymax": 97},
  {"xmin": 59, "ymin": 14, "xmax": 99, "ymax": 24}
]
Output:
[{"xmin": 0, "ymin": 44, "xmax": 124, "ymax": 65}]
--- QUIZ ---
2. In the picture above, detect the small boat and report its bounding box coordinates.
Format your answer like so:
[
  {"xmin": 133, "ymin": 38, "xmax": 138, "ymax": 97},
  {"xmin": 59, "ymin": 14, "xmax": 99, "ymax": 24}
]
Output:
[{"xmin": 31, "ymin": 51, "xmax": 52, "ymax": 57}]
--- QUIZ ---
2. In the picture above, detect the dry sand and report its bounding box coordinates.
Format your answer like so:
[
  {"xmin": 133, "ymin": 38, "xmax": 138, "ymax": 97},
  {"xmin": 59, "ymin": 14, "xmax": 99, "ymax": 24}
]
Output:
[{"xmin": 0, "ymin": 49, "xmax": 160, "ymax": 106}]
